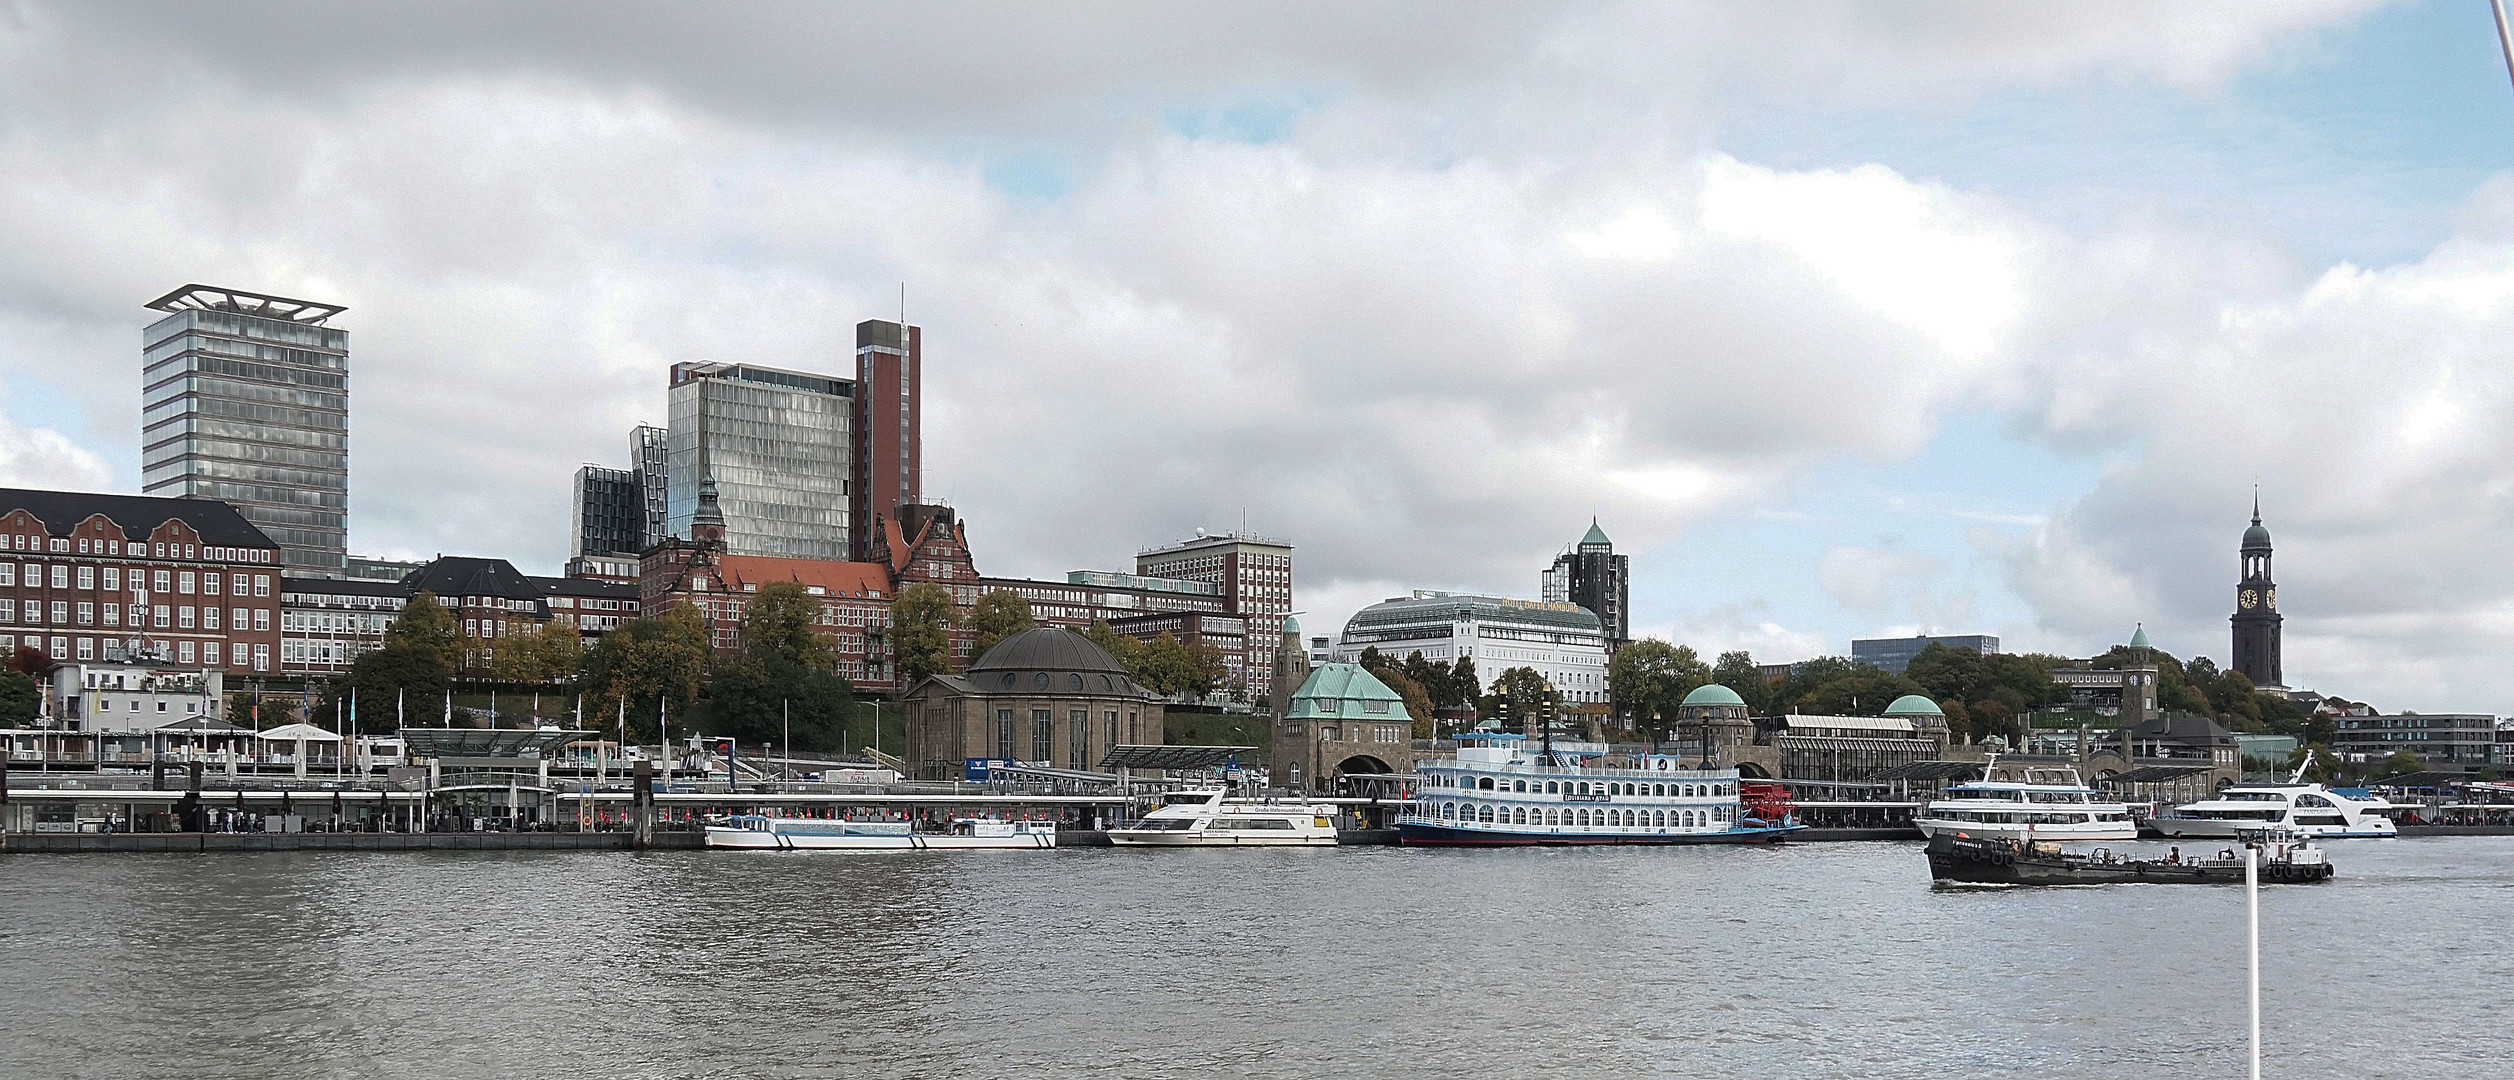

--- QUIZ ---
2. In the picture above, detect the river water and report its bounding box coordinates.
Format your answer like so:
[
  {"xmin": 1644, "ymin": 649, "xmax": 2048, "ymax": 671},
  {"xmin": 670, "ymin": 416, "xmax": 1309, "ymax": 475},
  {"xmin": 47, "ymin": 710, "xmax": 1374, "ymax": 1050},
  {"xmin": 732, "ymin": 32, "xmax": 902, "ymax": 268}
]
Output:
[{"xmin": 1, "ymin": 837, "xmax": 2505, "ymax": 1079}]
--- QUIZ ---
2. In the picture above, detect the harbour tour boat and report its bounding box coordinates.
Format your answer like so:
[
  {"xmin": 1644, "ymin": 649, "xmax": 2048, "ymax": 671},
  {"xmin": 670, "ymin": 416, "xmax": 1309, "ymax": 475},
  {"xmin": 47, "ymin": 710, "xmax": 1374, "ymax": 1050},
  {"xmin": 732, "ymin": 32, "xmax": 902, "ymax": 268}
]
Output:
[
  {"xmin": 2149, "ymin": 753, "xmax": 2398, "ymax": 839},
  {"xmin": 1912, "ymin": 756, "xmax": 2137, "ymax": 842},
  {"xmin": 1926, "ymin": 828, "xmax": 2334, "ymax": 886},
  {"xmin": 1394, "ymin": 733, "xmax": 1802, "ymax": 846},
  {"xmin": 704, "ymin": 815, "xmax": 1060, "ymax": 850},
  {"xmin": 1105, "ymin": 789, "xmax": 1342, "ymax": 846}
]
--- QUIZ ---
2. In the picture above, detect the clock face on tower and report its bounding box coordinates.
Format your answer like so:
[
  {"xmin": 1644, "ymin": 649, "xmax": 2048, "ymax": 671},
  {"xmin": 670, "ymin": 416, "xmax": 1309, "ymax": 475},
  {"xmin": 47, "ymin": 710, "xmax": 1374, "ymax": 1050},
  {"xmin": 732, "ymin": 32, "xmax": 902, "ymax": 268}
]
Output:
[
  {"xmin": 2266, "ymin": 588, "xmax": 2275, "ymax": 610},
  {"xmin": 2239, "ymin": 589, "xmax": 2259, "ymax": 610}
]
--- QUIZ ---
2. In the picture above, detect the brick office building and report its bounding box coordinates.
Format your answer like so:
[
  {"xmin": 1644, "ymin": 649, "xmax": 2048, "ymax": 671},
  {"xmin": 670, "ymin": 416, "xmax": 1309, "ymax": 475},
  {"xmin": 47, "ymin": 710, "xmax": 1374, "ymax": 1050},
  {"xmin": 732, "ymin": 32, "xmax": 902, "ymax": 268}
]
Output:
[{"xmin": 0, "ymin": 488, "xmax": 282, "ymax": 675}]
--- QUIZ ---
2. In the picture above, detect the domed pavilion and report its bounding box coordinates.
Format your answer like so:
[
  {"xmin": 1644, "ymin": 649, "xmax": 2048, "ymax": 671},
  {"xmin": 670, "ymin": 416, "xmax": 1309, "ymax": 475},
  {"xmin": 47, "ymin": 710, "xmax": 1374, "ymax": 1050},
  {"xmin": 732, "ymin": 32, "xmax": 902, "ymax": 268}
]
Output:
[{"xmin": 901, "ymin": 627, "xmax": 1164, "ymax": 781}]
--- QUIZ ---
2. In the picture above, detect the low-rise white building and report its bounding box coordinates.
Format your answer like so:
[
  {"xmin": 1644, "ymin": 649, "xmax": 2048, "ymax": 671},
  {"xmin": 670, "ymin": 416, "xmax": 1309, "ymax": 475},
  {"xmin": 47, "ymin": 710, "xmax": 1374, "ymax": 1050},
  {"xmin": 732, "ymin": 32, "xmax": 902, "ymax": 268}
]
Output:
[{"xmin": 1336, "ymin": 591, "xmax": 1610, "ymax": 704}]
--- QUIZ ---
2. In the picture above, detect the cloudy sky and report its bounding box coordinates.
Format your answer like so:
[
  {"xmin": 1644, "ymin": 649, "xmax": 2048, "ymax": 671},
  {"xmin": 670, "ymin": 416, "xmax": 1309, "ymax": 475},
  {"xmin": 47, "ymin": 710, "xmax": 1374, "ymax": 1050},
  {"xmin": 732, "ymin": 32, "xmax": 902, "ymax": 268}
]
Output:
[{"xmin": 4, "ymin": 1, "xmax": 2513, "ymax": 710}]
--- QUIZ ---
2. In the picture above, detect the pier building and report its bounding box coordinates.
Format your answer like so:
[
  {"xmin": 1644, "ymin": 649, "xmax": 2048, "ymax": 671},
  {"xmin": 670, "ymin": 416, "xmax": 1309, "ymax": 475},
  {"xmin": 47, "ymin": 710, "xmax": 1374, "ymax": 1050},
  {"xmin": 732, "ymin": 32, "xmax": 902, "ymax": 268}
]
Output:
[{"xmin": 1273, "ymin": 663, "xmax": 1420, "ymax": 794}]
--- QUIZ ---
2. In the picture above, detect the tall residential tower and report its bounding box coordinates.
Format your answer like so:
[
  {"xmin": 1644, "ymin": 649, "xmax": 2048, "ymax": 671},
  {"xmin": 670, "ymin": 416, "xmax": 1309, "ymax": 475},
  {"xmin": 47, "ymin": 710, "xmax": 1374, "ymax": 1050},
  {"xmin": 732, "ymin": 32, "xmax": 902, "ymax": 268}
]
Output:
[
  {"xmin": 141, "ymin": 285, "xmax": 349, "ymax": 574},
  {"xmin": 1542, "ymin": 519, "xmax": 1629, "ymax": 649},
  {"xmin": 852, "ymin": 319, "xmax": 922, "ymax": 561}
]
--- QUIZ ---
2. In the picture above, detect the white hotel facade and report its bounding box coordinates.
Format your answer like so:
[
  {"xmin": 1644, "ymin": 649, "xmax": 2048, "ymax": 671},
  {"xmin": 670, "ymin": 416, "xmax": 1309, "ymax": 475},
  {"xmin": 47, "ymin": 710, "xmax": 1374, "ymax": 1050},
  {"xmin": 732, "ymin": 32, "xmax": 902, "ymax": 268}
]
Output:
[{"xmin": 1335, "ymin": 591, "xmax": 1610, "ymax": 704}]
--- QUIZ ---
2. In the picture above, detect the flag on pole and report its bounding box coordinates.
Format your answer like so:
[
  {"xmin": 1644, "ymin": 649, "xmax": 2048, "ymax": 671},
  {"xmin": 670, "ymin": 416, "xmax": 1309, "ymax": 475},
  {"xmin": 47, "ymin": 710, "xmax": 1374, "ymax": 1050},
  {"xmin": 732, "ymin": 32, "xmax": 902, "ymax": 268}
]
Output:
[{"xmin": 444, "ymin": 689, "xmax": 453, "ymax": 726}]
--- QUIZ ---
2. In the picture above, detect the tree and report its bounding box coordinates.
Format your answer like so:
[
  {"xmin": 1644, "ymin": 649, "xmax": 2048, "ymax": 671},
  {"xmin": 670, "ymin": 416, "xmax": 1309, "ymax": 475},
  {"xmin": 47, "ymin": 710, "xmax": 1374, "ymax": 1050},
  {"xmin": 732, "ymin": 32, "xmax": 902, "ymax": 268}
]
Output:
[
  {"xmin": 891, "ymin": 583, "xmax": 955, "ymax": 685},
  {"xmin": 2373, "ymin": 750, "xmax": 2427, "ymax": 779},
  {"xmin": 966, "ymin": 589, "xmax": 1035, "ymax": 659},
  {"xmin": 1710, "ymin": 650, "xmax": 1770, "ymax": 715},
  {"xmin": 1401, "ymin": 651, "xmax": 1454, "ymax": 709},
  {"xmin": 383, "ymin": 592, "xmax": 458, "ymax": 664},
  {"xmin": 0, "ymin": 670, "xmax": 36, "ymax": 724},
  {"xmin": 1135, "ymin": 632, "xmax": 1227, "ymax": 699},
  {"xmin": 581, "ymin": 605, "xmax": 712, "ymax": 740},
  {"xmin": 699, "ymin": 582, "xmax": 860, "ymax": 751},
  {"xmin": 1790, "ymin": 666, "xmax": 1925, "ymax": 719},
  {"xmin": 1449, "ymin": 657, "xmax": 1480, "ymax": 707},
  {"xmin": 1084, "ymin": 620, "xmax": 1147, "ymax": 669},
  {"xmin": 335, "ymin": 592, "xmax": 461, "ymax": 712},
  {"xmin": 740, "ymin": 581, "xmax": 834, "ymax": 670},
  {"xmin": 1481, "ymin": 666, "xmax": 1554, "ymax": 733},
  {"xmin": 489, "ymin": 618, "xmax": 587, "ymax": 684},
  {"xmin": 1606, "ymin": 639, "xmax": 1709, "ymax": 736}
]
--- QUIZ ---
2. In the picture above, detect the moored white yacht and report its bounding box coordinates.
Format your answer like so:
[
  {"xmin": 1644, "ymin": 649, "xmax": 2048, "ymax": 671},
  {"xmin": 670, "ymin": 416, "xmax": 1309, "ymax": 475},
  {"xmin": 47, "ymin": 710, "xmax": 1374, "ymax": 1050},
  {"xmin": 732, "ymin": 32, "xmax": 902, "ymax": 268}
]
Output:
[
  {"xmin": 1105, "ymin": 789, "xmax": 1343, "ymax": 847},
  {"xmin": 2150, "ymin": 753, "xmax": 2398, "ymax": 839},
  {"xmin": 705, "ymin": 815, "xmax": 1060, "ymax": 850},
  {"xmin": 1912, "ymin": 756, "xmax": 2138, "ymax": 842}
]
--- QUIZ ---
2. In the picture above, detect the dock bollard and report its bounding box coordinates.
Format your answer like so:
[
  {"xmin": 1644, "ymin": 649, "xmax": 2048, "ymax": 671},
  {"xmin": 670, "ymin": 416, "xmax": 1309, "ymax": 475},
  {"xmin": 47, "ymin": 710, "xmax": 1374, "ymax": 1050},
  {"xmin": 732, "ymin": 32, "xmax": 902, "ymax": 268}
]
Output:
[{"xmin": 631, "ymin": 760, "xmax": 654, "ymax": 849}]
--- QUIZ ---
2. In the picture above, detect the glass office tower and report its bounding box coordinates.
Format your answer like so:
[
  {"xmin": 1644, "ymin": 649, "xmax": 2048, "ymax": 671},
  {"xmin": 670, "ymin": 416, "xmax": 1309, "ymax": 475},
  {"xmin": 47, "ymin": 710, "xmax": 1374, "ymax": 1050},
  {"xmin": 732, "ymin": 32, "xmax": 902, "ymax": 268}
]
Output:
[
  {"xmin": 664, "ymin": 362, "xmax": 852, "ymax": 560},
  {"xmin": 141, "ymin": 285, "xmax": 350, "ymax": 573}
]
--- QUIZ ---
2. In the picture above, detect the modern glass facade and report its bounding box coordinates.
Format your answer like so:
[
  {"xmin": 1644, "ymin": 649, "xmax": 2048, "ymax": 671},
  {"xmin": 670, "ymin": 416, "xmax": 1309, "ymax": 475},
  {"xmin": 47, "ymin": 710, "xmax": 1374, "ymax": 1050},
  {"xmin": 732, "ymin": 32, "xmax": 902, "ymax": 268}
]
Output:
[
  {"xmin": 632, "ymin": 423, "xmax": 669, "ymax": 549},
  {"xmin": 572, "ymin": 465, "xmax": 644, "ymax": 558},
  {"xmin": 665, "ymin": 362, "xmax": 852, "ymax": 560},
  {"xmin": 140, "ymin": 287, "xmax": 349, "ymax": 574}
]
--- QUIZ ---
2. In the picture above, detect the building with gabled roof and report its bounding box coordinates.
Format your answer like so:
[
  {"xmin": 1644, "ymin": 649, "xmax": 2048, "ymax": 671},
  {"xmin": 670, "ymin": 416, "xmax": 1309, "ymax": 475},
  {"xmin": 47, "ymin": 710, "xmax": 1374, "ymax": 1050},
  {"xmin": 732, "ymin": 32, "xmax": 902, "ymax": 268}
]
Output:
[{"xmin": 0, "ymin": 487, "xmax": 283, "ymax": 674}]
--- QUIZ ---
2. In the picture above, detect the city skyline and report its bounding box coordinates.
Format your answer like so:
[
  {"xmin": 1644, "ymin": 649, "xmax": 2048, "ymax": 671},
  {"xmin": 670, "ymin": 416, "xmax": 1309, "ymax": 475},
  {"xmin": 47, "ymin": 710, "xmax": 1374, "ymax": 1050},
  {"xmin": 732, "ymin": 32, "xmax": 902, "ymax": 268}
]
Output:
[{"xmin": 6, "ymin": 3, "xmax": 2514, "ymax": 711}]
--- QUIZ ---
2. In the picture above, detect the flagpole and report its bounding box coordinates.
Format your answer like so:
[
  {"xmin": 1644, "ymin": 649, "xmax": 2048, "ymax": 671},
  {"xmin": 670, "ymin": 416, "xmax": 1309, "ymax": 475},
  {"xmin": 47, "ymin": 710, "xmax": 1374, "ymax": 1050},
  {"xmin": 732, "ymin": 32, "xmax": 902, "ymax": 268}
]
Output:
[{"xmin": 782, "ymin": 699, "xmax": 790, "ymax": 795}]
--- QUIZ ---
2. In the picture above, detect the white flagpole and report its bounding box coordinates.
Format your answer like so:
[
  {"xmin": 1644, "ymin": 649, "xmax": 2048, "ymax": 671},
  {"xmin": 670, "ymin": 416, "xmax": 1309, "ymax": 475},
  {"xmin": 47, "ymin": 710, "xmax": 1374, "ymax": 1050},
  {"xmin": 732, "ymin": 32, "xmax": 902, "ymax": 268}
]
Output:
[
  {"xmin": 2247, "ymin": 841, "xmax": 2262, "ymax": 1080},
  {"xmin": 782, "ymin": 699, "xmax": 790, "ymax": 794}
]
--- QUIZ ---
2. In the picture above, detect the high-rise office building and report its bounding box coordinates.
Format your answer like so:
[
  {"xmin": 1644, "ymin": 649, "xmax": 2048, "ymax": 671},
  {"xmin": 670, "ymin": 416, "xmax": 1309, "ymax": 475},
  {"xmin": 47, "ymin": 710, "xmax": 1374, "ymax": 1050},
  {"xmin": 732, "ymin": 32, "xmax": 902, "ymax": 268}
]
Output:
[
  {"xmin": 570, "ymin": 465, "xmax": 644, "ymax": 559},
  {"xmin": 1851, "ymin": 633, "xmax": 1999, "ymax": 674},
  {"xmin": 852, "ymin": 320, "xmax": 921, "ymax": 561},
  {"xmin": 141, "ymin": 285, "xmax": 350, "ymax": 574},
  {"xmin": 632, "ymin": 423, "xmax": 669, "ymax": 547},
  {"xmin": 1541, "ymin": 519, "xmax": 1628, "ymax": 648},
  {"xmin": 664, "ymin": 361, "xmax": 854, "ymax": 561},
  {"xmin": 1137, "ymin": 531, "xmax": 1294, "ymax": 702}
]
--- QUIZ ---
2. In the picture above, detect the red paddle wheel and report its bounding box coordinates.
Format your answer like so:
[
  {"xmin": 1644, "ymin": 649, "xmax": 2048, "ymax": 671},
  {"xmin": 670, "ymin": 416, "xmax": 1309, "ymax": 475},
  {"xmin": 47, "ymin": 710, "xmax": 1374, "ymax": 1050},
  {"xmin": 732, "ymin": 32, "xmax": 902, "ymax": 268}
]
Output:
[{"xmin": 1738, "ymin": 781, "xmax": 1795, "ymax": 827}]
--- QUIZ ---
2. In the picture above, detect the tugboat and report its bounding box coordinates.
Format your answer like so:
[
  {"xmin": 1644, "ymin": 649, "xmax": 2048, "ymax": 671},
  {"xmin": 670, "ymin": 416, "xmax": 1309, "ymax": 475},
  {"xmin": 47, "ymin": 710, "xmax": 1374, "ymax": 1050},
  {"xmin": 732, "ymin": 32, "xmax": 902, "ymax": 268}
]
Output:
[
  {"xmin": 1926, "ymin": 828, "xmax": 2334, "ymax": 886},
  {"xmin": 1396, "ymin": 733, "xmax": 1803, "ymax": 845}
]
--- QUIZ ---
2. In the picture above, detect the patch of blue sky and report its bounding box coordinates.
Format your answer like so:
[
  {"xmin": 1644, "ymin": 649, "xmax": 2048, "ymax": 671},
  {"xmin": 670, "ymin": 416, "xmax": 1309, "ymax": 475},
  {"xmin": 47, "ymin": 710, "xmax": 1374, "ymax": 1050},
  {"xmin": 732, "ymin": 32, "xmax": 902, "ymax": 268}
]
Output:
[
  {"xmin": 0, "ymin": 374, "xmax": 128, "ymax": 485},
  {"xmin": 1628, "ymin": 410, "xmax": 2112, "ymax": 660},
  {"xmin": 980, "ymin": 151, "xmax": 1074, "ymax": 203},
  {"xmin": 1718, "ymin": 0, "xmax": 2514, "ymax": 270},
  {"xmin": 1161, "ymin": 94, "xmax": 1318, "ymax": 144}
]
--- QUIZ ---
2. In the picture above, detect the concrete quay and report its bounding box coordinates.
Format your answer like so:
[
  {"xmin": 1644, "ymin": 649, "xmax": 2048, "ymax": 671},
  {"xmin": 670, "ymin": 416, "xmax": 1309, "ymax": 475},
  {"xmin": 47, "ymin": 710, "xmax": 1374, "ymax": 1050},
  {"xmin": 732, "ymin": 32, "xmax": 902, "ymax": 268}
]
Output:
[{"xmin": 4, "ymin": 831, "xmax": 705, "ymax": 854}]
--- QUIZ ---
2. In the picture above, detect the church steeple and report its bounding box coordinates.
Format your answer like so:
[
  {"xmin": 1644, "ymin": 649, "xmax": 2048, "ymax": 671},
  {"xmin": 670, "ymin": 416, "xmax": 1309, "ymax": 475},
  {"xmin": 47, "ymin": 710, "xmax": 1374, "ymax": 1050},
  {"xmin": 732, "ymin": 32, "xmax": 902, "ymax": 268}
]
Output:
[{"xmin": 2232, "ymin": 497, "xmax": 2283, "ymax": 690}]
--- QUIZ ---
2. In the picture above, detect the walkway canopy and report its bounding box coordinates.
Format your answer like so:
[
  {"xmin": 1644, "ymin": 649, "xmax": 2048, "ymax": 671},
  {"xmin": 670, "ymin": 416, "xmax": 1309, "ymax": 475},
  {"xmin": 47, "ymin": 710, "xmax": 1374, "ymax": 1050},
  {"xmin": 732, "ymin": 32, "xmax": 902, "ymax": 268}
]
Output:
[
  {"xmin": 2105, "ymin": 765, "xmax": 2215, "ymax": 785},
  {"xmin": 257, "ymin": 723, "xmax": 343, "ymax": 743},
  {"xmin": 1867, "ymin": 761, "xmax": 1993, "ymax": 783},
  {"xmin": 398, "ymin": 727, "xmax": 589, "ymax": 760},
  {"xmin": 1098, "ymin": 744, "xmax": 1254, "ymax": 771}
]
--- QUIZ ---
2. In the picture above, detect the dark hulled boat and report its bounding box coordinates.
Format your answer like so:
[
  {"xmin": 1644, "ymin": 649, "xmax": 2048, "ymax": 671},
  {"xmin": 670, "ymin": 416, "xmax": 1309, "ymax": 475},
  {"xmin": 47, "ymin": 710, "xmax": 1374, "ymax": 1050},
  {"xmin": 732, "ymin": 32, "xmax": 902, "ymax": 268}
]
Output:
[{"xmin": 1925, "ymin": 832, "xmax": 2335, "ymax": 886}]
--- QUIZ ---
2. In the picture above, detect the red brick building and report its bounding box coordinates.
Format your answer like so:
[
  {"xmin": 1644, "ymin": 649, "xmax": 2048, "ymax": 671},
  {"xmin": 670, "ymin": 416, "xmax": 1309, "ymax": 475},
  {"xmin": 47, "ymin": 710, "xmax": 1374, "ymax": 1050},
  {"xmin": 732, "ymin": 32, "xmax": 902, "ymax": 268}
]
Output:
[{"xmin": 0, "ymin": 488, "xmax": 283, "ymax": 675}]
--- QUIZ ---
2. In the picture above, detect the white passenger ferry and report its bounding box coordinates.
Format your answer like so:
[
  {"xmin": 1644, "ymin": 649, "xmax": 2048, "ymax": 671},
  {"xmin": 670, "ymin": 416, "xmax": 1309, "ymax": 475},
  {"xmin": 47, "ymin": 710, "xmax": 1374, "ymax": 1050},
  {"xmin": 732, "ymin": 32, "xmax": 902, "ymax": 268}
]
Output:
[
  {"xmin": 705, "ymin": 815, "xmax": 1060, "ymax": 850},
  {"xmin": 2151, "ymin": 754, "xmax": 2399, "ymax": 839},
  {"xmin": 1106, "ymin": 789, "xmax": 1342, "ymax": 846},
  {"xmin": 1912, "ymin": 757, "xmax": 2137, "ymax": 842},
  {"xmin": 1395, "ymin": 734, "xmax": 1801, "ymax": 846}
]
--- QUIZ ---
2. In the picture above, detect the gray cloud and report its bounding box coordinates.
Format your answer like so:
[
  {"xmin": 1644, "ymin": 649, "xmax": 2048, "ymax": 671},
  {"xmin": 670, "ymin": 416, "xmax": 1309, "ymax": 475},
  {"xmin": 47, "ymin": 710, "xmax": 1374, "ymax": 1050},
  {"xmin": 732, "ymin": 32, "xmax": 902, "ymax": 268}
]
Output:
[{"xmin": 20, "ymin": 0, "xmax": 2506, "ymax": 712}]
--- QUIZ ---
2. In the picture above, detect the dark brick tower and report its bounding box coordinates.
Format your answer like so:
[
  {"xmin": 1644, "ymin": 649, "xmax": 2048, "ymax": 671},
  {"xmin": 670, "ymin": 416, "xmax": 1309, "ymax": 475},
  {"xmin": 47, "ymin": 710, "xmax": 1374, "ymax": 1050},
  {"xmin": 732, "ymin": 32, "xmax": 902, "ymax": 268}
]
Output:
[{"xmin": 2231, "ymin": 496, "xmax": 2283, "ymax": 690}]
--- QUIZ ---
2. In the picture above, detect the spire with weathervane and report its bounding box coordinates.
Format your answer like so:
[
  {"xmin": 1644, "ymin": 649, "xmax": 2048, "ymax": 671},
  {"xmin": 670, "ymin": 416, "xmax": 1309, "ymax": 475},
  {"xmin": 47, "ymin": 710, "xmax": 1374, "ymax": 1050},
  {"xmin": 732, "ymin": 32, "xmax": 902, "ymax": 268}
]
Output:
[{"xmin": 2232, "ymin": 491, "xmax": 2283, "ymax": 690}]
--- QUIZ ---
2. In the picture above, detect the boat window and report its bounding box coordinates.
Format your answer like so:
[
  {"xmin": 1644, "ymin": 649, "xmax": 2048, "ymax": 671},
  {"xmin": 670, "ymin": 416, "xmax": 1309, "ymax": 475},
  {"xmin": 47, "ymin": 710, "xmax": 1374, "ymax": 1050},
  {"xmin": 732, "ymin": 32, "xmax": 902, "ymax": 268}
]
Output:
[
  {"xmin": 1654, "ymin": 811, "xmax": 1666, "ymax": 827},
  {"xmin": 1574, "ymin": 809, "xmax": 1587, "ymax": 826},
  {"xmin": 1546, "ymin": 781, "xmax": 1559, "ymax": 794},
  {"xmin": 1545, "ymin": 809, "xmax": 1559, "ymax": 826},
  {"xmin": 1442, "ymin": 803, "xmax": 1456, "ymax": 819},
  {"xmin": 2297, "ymin": 794, "xmax": 2334, "ymax": 808},
  {"xmin": 1478, "ymin": 806, "xmax": 1495, "ymax": 823},
  {"xmin": 1479, "ymin": 777, "xmax": 1494, "ymax": 791},
  {"xmin": 1512, "ymin": 808, "xmax": 1527, "ymax": 824},
  {"xmin": 1514, "ymin": 780, "xmax": 1527, "ymax": 792}
]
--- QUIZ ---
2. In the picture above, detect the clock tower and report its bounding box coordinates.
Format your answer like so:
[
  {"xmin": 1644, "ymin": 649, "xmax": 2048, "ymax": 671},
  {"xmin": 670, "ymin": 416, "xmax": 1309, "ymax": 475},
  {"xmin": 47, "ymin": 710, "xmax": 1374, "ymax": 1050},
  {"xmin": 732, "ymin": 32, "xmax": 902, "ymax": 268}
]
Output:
[{"xmin": 2230, "ymin": 497, "xmax": 2283, "ymax": 689}]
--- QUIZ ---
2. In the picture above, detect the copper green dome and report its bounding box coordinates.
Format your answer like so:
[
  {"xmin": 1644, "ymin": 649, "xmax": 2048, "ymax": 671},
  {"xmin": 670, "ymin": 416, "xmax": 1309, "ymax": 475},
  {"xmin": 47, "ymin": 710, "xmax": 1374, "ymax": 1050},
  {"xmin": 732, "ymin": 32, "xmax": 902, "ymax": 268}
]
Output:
[
  {"xmin": 1682, "ymin": 683, "xmax": 1745, "ymax": 707},
  {"xmin": 1882, "ymin": 694, "xmax": 1943, "ymax": 716}
]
